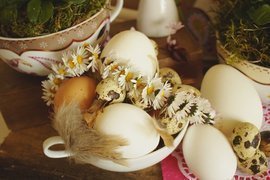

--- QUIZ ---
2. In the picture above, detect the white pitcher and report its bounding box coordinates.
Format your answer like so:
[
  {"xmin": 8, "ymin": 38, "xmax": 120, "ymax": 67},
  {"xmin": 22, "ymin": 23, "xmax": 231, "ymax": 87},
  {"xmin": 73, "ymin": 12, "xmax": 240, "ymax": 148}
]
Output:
[{"xmin": 136, "ymin": 0, "xmax": 179, "ymax": 37}]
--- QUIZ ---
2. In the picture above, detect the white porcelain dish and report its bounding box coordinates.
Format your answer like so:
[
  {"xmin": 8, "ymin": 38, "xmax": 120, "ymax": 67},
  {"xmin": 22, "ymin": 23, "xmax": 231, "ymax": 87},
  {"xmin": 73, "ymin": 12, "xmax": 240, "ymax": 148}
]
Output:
[{"xmin": 43, "ymin": 120, "xmax": 189, "ymax": 172}]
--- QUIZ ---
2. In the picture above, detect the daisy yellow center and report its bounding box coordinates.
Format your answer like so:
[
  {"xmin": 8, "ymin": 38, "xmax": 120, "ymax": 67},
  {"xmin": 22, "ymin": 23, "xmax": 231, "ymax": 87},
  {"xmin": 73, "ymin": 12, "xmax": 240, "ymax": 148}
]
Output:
[
  {"xmin": 147, "ymin": 86, "xmax": 154, "ymax": 95},
  {"xmin": 53, "ymin": 78, "xmax": 62, "ymax": 85},
  {"xmin": 136, "ymin": 79, "xmax": 145, "ymax": 89},
  {"xmin": 111, "ymin": 64, "xmax": 118, "ymax": 71},
  {"xmin": 125, "ymin": 72, "xmax": 133, "ymax": 81},
  {"xmin": 83, "ymin": 43, "xmax": 89, "ymax": 48},
  {"xmin": 58, "ymin": 68, "xmax": 65, "ymax": 75},
  {"xmin": 77, "ymin": 55, "xmax": 83, "ymax": 64},
  {"xmin": 68, "ymin": 59, "xmax": 75, "ymax": 68},
  {"xmin": 93, "ymin": 53, "xmax": 99, "ymax": 60}
]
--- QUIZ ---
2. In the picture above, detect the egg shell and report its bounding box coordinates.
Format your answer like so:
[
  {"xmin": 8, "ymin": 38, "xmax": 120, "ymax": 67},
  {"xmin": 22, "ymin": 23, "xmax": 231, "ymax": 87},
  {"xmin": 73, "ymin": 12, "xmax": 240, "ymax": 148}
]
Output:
[
  {"xmin": 182, "ymin": 124, "xmax": 237, "ymax": 180},
  {"xmin": 96, "ymin": 78, "xmax": 126, "ymax": 103},
  {"xmin": 159, "ymin": 67, "xmax": 182, "ymax": 86},
  {"xmin": 54, "ymin": 76, "xmax": 96, "ymax": 111},
  {"xmin": 237, "ymin": 149, "xmax": 268, "ymax": 175},
  {"xmin": 200, "ymin": 64, "xmax": 263, "ymax": 137},
  {"xmin": 101, "ymin": 30, "xmax": 159, "ymax": 79},
  {"xmin": 94, "ymin": 103, "xmax": 160, "ymax": 159},
  {"xmin": 230, "ymin": 122, "xmax": 260, "ymax": 160}
]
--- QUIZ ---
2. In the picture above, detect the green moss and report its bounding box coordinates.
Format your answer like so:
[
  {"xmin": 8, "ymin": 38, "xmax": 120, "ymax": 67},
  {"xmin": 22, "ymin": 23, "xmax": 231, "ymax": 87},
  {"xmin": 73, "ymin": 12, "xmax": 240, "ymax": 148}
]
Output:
[
  {"xmin": 0, "ymin": 0, "xmax": 106, "ymax": 38},
  {"xmin": 214, "ymin": 0, "xmax": 270, "ymax": 68}
]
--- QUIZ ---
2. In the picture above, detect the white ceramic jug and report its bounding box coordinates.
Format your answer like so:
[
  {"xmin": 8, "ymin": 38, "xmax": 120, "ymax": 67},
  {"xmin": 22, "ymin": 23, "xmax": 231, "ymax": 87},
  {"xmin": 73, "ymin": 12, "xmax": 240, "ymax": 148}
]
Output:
[{"xmin": 137, "ymin": 0, "xmax": 179, "ymax": 37}]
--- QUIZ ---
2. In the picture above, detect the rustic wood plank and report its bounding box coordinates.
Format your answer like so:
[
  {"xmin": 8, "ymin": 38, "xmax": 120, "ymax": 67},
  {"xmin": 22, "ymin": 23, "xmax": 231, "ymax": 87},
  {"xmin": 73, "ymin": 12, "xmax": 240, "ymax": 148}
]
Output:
[{"xmin": 0, "ymin": 124, "xmax": 162, "ymax": 179}]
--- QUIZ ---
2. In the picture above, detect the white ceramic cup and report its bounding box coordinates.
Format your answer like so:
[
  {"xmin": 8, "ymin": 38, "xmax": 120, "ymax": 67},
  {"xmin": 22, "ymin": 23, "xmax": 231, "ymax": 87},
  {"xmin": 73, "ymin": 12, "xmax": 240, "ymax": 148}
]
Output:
[{"xmin": 43, "ymin": 121, "xmax": 189, "ymax": 172}]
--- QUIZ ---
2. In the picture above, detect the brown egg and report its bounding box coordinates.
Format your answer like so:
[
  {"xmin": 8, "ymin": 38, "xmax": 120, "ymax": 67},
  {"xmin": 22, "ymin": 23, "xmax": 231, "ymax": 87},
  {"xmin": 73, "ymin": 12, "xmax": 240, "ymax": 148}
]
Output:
[{"xmin": 54, "ymin": 76, "xmax": 96, "ymax": 111}]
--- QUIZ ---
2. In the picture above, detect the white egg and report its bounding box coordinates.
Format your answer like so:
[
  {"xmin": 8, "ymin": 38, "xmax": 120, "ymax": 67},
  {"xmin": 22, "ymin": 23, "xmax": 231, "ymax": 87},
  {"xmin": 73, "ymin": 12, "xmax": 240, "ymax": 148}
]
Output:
[
  {"xmin": 101, "ymin": 30, "xmax": 159, "ymax": 79},
  {"xmin": 182, "ymin": 124, "xmax": 237, "ymax": 180},
  {"xmin": 94, "ymin": 103, "xmax": 160, "ymax": 159},
  {"xmin": 200, "ymin": 64, "xmax": 263, "ymax": 137}
]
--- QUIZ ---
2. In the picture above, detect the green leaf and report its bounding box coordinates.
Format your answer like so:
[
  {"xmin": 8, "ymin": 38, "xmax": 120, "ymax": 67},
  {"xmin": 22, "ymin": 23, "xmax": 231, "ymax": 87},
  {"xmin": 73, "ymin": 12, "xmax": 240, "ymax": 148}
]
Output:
[
  {"xmin": 38, "ymin": 1, "xmax": 54, "ymax": 24},
  {"xmin": 27, "ymin": 0, "xmax": 41, "ymax": 24},
  {"xmin": 64, "ymin": 0, "xmax": 86, "ymax": 5},
  {"xmin": 0, "ymin": 5, "xmax": 17, "ymax": 24},
  {"xmin": 248, "ymin": 4, "xmax": 270, "ymax": 26}
]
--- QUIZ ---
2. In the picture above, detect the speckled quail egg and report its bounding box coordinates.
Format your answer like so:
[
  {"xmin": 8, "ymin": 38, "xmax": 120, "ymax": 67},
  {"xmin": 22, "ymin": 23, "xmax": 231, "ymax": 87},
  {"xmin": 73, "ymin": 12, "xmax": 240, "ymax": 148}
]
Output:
[
  {"xmin": 159, "ymin": 67, "xmax": 181, "ymax": 91},
  {"xmin": 237, "ymin": 149, "xmax": 268, "ymax": 175},
  {"xmin": 174, "ymin": 84, "xmax": 201, "ymax": 96},
  {"xmin": 259, "ymin": 131, "xmax": 270, "ymax": 157},
  {"xmin": 159, "ymin": 116, "xmax": 187, "ymax": 135},
  {"xmin": 96, "ymin": 78, "xmax": 126, "ymax": 103},
  {"xmin": 230, "ymin": 122, "xmax": 261, "ymax": 160}
]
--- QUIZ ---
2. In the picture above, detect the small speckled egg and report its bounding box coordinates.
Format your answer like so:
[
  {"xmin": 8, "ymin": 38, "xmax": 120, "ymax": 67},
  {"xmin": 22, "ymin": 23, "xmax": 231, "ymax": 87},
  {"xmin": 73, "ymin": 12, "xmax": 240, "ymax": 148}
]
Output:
[
  {"xmin": 174, "ymin": 84, "xmax": 201, "ymax": 96},
  {"xmin": 96, "ymin": 78, "xmax": 126, "ymax": 103},
  {"xmin": 159, "ymin": 67, "xmax": 181, "ymax": 91},
  {"xmin": 230, "ymin": 122, "xmax": 261, "ymax": 160},
  {"xmin": 237, "ymin": 149, "xmax": 268, "ymax": 175},
  {"xmin": 159, "ymin": 116, "xmax": 187, "ymax": 135}
]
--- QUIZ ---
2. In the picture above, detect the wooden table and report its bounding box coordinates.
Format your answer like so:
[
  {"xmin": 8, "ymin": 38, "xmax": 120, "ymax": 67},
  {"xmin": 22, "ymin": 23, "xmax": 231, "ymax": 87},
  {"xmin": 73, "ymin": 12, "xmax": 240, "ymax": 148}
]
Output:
[{"xmin": 0, "ymin": 20, "xmax": 217, "ymax": 179}]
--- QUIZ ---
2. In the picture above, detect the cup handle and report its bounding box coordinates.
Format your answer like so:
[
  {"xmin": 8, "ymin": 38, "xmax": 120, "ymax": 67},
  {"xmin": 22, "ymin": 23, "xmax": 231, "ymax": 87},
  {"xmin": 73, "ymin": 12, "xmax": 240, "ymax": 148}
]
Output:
[
  {"xmin": 43, "ymin": 136, "xmax": 72, "ymax": 158},
  {"xmin": 110, "ymin": 0, "xmax": 124, "ymax": 23}
]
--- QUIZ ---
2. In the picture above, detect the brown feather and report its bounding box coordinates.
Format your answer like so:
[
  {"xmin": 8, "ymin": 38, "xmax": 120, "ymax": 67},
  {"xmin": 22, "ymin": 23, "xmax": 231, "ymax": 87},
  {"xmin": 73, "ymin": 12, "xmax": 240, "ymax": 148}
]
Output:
[{"xmin": 53, "ymin": 102, "xmax": 128, "ymax": 165}]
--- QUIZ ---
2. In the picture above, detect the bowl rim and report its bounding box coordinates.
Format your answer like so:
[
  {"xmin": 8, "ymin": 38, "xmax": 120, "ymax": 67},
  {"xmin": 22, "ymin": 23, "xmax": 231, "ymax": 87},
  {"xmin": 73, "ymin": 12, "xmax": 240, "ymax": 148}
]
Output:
[
  {"xmin": 0, "ymin": 1, "xmax": 109, "ymax": 41},
  {"xmin": 87, "ymin": 120, "xmax": 190, "ymax": 172}
]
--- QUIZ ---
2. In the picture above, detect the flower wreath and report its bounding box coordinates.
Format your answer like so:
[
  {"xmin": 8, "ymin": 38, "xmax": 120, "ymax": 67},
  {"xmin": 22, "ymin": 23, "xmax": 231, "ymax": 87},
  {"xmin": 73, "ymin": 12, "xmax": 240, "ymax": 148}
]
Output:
[{"xmin": 41, "ymin": 32, "xmax": 216, "ymax": 163}]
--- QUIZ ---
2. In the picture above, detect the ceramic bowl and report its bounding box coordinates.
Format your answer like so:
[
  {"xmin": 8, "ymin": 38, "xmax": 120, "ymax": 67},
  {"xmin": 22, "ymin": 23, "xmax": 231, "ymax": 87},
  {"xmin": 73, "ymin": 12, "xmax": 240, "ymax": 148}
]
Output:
[
  {"xmin": 0, "ymin": 0, "xmax": 123, "ymax": 76},
  {"xmin": 43, "ymin": 121, "xmax": 189, "ymax": 172},
  {"xmin": 217, "ymin": 41, "xmax": 270, "ymax": 104}
]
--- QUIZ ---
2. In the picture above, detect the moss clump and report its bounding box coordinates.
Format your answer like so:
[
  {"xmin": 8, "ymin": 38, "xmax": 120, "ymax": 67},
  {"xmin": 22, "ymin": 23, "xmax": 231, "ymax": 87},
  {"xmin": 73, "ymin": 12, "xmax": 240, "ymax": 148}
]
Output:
[
  {"xmin": 0, "ymin": 0, "xmax": 106, "ymax": 38},
  {"xmin": 214, "ymin": 0, "xmax": 270, "ymax": 68}
]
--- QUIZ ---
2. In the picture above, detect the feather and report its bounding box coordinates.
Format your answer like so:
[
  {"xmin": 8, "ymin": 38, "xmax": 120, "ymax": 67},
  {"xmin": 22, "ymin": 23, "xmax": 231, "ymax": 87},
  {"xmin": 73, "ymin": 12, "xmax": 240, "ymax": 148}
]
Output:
[{"xmin": 53, "ymin": 101, "xmax": 128, "ymax": 165}]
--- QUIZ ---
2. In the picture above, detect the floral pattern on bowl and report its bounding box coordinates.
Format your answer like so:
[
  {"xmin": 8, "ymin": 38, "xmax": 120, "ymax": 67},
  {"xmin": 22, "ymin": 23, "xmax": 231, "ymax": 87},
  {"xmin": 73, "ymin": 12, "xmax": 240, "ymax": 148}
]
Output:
[{"xmin": 0, "ymin": 0, "xmax": 123, "ymax": 76}]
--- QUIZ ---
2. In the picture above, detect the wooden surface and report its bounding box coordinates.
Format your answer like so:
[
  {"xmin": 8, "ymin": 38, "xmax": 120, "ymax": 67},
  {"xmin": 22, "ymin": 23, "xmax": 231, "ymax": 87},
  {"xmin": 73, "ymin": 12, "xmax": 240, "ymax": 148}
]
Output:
[{"xmin": 0, "ymin": 20, "xmax": 216, "ymax": 179}]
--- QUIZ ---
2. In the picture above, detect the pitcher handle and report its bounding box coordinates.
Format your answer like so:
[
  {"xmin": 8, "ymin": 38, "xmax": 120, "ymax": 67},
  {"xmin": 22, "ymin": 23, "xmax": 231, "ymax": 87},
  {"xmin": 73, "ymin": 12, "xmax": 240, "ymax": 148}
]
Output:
[
  {"xmin": 110, "ymin": 0, "xmax": 124, "ymax": 22},
  {"xmin": 43, "ymin": 136, "xmax": 73, "ymax": 158}
]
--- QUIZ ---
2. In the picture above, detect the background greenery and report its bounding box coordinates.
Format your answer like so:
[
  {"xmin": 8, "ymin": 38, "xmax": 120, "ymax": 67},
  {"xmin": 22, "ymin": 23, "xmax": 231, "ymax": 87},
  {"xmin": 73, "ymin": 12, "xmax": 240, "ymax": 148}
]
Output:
[{"xmin": 215, "ymin": 0, "xmax": 270, "ymax": 67}]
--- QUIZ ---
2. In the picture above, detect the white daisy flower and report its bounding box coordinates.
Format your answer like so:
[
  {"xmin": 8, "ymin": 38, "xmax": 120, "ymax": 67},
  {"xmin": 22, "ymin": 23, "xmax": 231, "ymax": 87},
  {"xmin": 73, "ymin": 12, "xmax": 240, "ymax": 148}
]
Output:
[
  {"xmin": 118, "ymin": 67, "xmax": 136, "ymax": 90},
  {"xmin": 62, "ymin": 51, "xmax": 77, "ymax": 77},
  {"xmin": 174, "ymin": 99, "xmax": 195, "ymax": 121},
  {"xmin": 167, "ymin": 91, "xmax": 190, "ymax": 117},
  {"xmin": 141, "ymin": 74, "xmax": 163, "ymax": 106},
  {"xmin": 129, "ymin": 75, "xmax": 146, "ymax": 98},
  {"xmin": 102, "ymin": 61, "xmax": 119, "ymax": 79},
  {"xmin": 167, "ymin": 21, "xmax": 185, "ymax": 35},
  {"xmin": 188, "ymin": 115, "xmax": 205, "ymax": 125},
  {"xmin": 153, "ymin": 81, "xmax": 172, "ymax": 110},
  {"xmin": 71, "ymin": 46, "xmax": 88, "ymax": 76},
  {"xmin": 111, "ymin": 65, "xmax": 125, "ymax": 80},
  {"xmin": 189, "ymin": 97, "xmax": 216, "ymax": 124},
  {"xmin": 48, "ymin": 74, "xmax": 62, "ymax": 91},
  {"xmin": 41, "ymin": 79, "xmax": 56, "ymax": 106},
  {"xmin": 51, "ymin": 63, "xmax": 67, "ymax": 79},
  {"xmin": 87, "ymin": 44, "xmax": 101, "ymax": 72}
]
